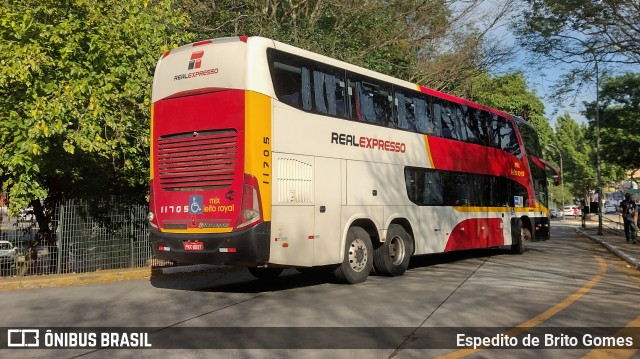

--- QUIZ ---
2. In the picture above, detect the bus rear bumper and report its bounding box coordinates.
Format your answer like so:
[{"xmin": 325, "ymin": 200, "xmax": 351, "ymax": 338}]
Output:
[{"xmin": 149, "ymin": 222, "xmax": 271, "ymax": 267}]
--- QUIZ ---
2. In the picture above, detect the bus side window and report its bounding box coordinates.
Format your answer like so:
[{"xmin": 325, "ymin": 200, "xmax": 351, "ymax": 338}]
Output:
[
  {"xmin": 436, "ymin": 101, "xmax": 457, "ymax": 140},
  {"xmin": 396, "ymin": 91, "xmax": 420, "ymax": 132},
  {"xmin": 301, "ymin": 67, "xmax": 311, "ymax": 110},
  {"xmin": 493, "ymin": 177, "xmax": 511, "ymax": 207},
  {"xmin": 452, "ymin": 104, "xmax": 465, "ymax": 140},
  {"xmin": 497, "ymin": 117, "xmax": 522, "ymax": 158},
  {"xmin": 356, "ymin": 82, "xmax": 376, "ymax": 122},
  {"xmin": 490, "ymin": 113, "xmax": 501, "ymax": 148},
  {"xmin": 272, "ymin": 62, "xmax": 310, "ymax": 109},
  {"xmin": 472, "ymin": 175, "xmax": 492, "ymax": 206},
  {"xmin": 404, "ymin": 168, "xmax": 422, "ymax": 205},
  {"xmin": 373, "ymin": 86, "xmax": 393, "ymax": 127},
  {"xmin": 415, "ymin": 97, "xmax": 431, "ymax": 135},
  {"xmin": 353, "ymin": 79, "xmax": 393, "ymax": 126},
  {"xmin": 346, "ymin": 79, "xmax": 357, "ymax": 120},
  {"xmin": 443, "ymin": 173, "xmax": 470, "ymax": 206},
  {"xmin": 313, "ymin": 71, "xmax": 328, "ymax": 114},
  {"xmin": 460, "ymin": 107, "xmax": 478, "ymax": 143},
  {"xmin": 312, "ymin": 69, "xmax": 346, "ymax": 117},
  {"xmin": 396, "ymin": 92, "xmax": 415, "ymax": 131},
  {"xmin": 426, "ymin": 96, "xmax": 440, "ymax": 136},
  {"xmin": 477, "ymin": 111, "xmax": 492, "ymax": 145},
  {"xmin": 422, "ymin": 170, "xmax": 443, "ymax": 205}
]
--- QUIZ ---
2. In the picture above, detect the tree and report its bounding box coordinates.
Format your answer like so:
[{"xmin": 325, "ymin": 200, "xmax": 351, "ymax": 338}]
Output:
[
  {"xmin": 0, "ymin": 0, "xmax": 192, "ymax": 226},
  {"xmin": 514, "ymin": 0, "xmax": 640, "ymax": 65},
  {"xmin": 180, "ymin": 0, "xmax": 519, "ymax": 94},
  {"xmin": 512, "ymin": 0, "xmax": 640, "ymax": 105},
  {"xmin": 553, "ymin": 114, "xmax": 596, "ymax": 201},
  {"xmin": 583, "ymin": 73, "xmax": 640, "ymax": 174}
]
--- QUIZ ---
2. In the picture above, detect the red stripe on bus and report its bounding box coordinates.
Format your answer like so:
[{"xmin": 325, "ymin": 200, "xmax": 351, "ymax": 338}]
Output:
[
  {"xmin": 428, "ymin": 136, "xmax": 518, "ymax": 177},
  {"xmin": 444, "ymin": 218, "xmax": 505, "ymax": 251}
]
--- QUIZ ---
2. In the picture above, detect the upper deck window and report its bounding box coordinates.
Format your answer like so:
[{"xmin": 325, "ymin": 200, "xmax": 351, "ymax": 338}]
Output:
[{"xmin": 267, "ymin": 48, "xmax": 524, "ymax": 160}]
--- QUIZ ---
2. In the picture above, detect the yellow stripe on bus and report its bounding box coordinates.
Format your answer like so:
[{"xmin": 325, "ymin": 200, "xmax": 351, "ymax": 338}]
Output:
[
  {"xmin": 150, "ymin": 104, "xmax": 154, "ymax": 180},
  {"xmin": 245, "ymin": 91, "xmax": 273, "ymax": 222},
  {"xmin": 162, "ymin": 228, "xmax": 233, "ymax": 234},
  {"xmin": 424, "ymin": 135, "xmax": 435, "ymax": 168},
  {"xmin": 451, "ymin": 206, "xmax": 550, "ymax": 215}
]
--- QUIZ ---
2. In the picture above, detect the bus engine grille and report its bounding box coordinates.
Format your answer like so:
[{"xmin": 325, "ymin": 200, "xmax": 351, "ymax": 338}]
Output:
[{"xmin": 157, "ymin": 130, "xmax": 238, "ymax": 191}]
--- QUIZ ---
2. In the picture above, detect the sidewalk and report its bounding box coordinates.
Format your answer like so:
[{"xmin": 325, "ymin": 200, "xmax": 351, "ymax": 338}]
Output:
[
  {"xmin": 0, "ymin": 264, "xmax": 232, "ymax": 292},
  {"xmin": 577, "ymin": 222, "xmax": 640, "ymax": 269}
]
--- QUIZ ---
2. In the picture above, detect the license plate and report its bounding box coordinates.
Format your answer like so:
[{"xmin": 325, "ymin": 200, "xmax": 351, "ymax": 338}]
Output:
[{"xmin": 183, "ymin": 241, "xmax": 204, "ymax": 251}]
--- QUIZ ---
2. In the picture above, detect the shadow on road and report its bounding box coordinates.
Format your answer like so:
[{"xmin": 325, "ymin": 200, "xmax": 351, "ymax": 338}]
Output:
[{"xmin": 150, "ymin": 246, "xmax": 519, "ymax": 293}]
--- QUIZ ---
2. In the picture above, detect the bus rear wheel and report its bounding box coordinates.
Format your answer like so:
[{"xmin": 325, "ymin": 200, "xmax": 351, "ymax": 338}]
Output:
[
  {"xmin": 333, "ymin": 226, "xmax": 373, "ymax": 284},
  {"xmin": 248, "ymin": 267, "xmax": 283, "ymax": 280},
  {"xmin": 374, "ymin": 224, "xmax": 413, "ymax": 276}
]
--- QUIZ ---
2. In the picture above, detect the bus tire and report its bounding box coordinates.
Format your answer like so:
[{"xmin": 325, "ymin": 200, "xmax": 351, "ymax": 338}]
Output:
[
  {"xmin": 510, "ymin": 220, "xmax": 529, "ymax": 255},
  {"xmin": 373, "ymin": 224, "xmax": 413, "ymax": 276},
  {"xmin": 333, "ymin": 226, "xmax": 373, "ymax": 284},
  {"xmin": 248, "ymin": 267, "xmax": 283, "ymax": 280}
]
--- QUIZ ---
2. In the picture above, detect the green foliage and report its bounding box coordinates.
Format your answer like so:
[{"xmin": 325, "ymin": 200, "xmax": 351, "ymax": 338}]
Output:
[
  {"xmin": 513, "ymin": 0, "xmax": 640, "ymax": 106},
  {"xmin": 0, "ymin": 0, "xmax": 567, "ymax": 220},
  {"xmin": 584, "ymin": 73, "xmax": 640, "ymax": 174},
  {"xmin": 180, "ymin": 0, "xmax": 499, "ymax": 88},
  {"xmin": 0, "ymin": 0, "xmax": 193, "ymax": 214},
  {"xmin": 552, "ymin": 113, "xmax": 597, "ymax": 200},
  {"xmin": 514, "ymin": 0, "xmax": 640, "ymax": 64},
  {"xmin": 182, "ymin": 0, "xmax": 428, "ymax": 79}
]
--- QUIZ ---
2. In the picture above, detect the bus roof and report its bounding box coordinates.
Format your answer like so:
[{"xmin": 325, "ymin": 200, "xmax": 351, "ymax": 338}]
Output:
[{"xmin": 155, "ymin": 35, "xmax": 516, "ymax": 119}]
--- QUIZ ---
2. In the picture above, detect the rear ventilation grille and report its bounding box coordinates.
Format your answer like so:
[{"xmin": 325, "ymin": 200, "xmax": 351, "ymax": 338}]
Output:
[
  {"xmin": 276, "ymin": 158, "xmax": 313, "ymax": 203},
  {"xmin": 157, "ymin": 130, "xmax": 237, "ymax": 191}
]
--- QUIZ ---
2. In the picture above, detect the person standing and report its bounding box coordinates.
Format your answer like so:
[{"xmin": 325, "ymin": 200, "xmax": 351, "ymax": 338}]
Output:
[{"xmin": 619, "ymin": 193, "xmax": 638, "ymax": 243}]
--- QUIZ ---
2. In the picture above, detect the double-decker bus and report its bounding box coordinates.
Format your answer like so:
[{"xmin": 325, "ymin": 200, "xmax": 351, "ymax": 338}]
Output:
[{"xmin": 149, "ymin": 36, "xmax": 559, "ymax": 284}]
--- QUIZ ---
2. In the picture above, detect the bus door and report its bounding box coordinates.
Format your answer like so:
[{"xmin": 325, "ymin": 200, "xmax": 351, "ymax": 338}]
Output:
[{"xmin": 312, "ymin": 157, "xmax": 342, "ymax": 266}]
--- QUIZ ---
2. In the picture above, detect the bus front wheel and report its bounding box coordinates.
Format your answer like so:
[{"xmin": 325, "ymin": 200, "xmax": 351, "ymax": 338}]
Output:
[
  {"xmin": 510, "ymin": 222, "xmax": 530, "ymax": 255},
  {"xmin": 333, "ymin": 226, "xmax": 373, "ymax": 284},
  {"xmin": 373, "ymin": 224, "xmax": 413, "ymax": 276}
]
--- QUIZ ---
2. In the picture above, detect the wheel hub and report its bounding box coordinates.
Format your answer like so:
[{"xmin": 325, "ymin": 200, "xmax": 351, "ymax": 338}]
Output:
[
  {"xmin": 389, "ymin": 236, "xmax": 405, "ymax": 265},
  {"xmin": 349, "ymin": 238, "xmax": 368, "ymax": 272}
]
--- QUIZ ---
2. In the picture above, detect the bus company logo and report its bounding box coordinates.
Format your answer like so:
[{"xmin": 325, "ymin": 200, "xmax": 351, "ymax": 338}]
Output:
[
  {"xmin": 188, "ymin": 50, "xmax": 204, "ymax": 70},
  {"xmin": 331, "ymin": 132, "xmax": 406, "ymax": 153},
  {"xmin": 173, "ymin": 50, "xmax": 219, "ymax": 81},
  {"xmin": 511, "ymin": 162, "xmax": 525, "ymax": 177}
]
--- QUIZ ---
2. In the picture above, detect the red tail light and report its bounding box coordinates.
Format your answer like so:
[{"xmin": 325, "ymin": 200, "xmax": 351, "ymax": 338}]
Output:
[
  {"xmin": 234, "ymin": 174, "xmax": 263, "ymax": 230},
  {"xmin": 148, "ymin": 180, "xmax": 159, "ymax": 229}
]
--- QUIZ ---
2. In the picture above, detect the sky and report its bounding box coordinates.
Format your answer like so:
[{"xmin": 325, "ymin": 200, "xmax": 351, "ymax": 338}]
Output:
[{"xmin": 481, "ymin": 0, "xmax": 639, "ymax": 127}]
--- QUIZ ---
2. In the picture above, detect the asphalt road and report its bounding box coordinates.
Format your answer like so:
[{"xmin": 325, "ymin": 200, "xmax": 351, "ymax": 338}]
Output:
[{"xmin": 1, "ymin": 220, "xmax": 640, "ymax": 359}]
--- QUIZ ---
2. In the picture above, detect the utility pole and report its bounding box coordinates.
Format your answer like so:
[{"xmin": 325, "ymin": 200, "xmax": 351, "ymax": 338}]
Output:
[
  {"xmin": 595, "ymin": 59, "xmax": 603, "ymax": 235},
  {"xmin": 547, "ymin": 144, "xmax": 564, "ymax": 221}
]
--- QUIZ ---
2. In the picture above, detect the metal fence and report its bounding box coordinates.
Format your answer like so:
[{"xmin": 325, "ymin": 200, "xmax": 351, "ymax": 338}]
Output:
[{"xmin": 0, "ymin": 194, "xmax": 162, "ymax": 277}]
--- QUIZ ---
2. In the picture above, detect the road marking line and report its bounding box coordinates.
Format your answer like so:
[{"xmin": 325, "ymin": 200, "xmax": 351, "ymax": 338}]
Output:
[
  {"xmin": 437, "ymin": 256, "xmax": 608, "ymax": 359},
  {"xmin": 580, "ymin": 314, "xmax": 640, "ymax": 359}
]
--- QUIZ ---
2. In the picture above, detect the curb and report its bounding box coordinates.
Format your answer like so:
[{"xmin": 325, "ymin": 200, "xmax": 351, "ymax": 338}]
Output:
[
  {"xmin": 0, "ymin": 267, "xmax": 152, "ymax": 292},
  {"xmin": 0, "ymin": 264, "xmax": 231, "ymax": 292},
  {"xmin": 577, "ymin": 229, "xmax": 640, "ymax": 269}
]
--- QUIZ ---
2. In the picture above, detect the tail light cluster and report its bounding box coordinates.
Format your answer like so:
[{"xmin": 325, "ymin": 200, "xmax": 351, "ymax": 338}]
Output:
[
  {"xmin": 148, "ymin": 180, "xmax": 159, "ymax": 229},
  {"xmin": 149, "ymin": 174, "xmax": 263, "ymax": 231},
  {"xmin": 234, "ymin": 174, "xmax": 263, "ymax": 230}
]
